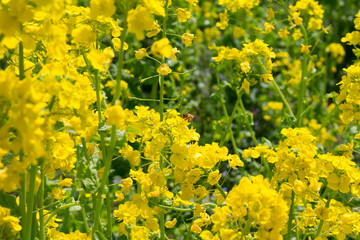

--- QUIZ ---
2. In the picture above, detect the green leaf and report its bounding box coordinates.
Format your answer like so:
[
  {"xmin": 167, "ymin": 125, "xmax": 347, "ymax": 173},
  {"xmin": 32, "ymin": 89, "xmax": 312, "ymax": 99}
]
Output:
[
  {"xmin": 94, "ymin": 231, "xmax": 108, "ymax": 240},
  {"xmin": 261, "ymin": 137, "xmax": 273, "ymax": 148},
  {"xmin": 0, "ymin": 191, "xmax": 19, "ymax": 215},
  {"xmin": 98, "ymin": 124, "xmax": 111, "ymax": 132}
]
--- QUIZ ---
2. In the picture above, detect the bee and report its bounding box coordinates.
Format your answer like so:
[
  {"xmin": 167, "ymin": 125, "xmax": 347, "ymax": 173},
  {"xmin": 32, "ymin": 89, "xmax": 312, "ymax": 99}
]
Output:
[{"xmin": 182, "ymin": 113, "xmax": 195, "ymax": 122}]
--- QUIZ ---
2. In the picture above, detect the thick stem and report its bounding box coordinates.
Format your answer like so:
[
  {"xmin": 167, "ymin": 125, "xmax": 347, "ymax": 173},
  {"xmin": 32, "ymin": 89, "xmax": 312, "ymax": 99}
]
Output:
[
  {"xmin": 113, "ymin": 12, "xmax": 128, "ymax": 104},
  {"xmin": 105, "ymin": 178, "xmax": 112, "ymax": 240},
  {"xmin": 39, "ymin": 163, "xmax": 45, "ymax": 240},
  {"xmin": 19, "ymin": 162, "xmax": 26, "ymax": 238},
  {"xmin": 81, "ymin": 137, "xmax": 91, "ymax": 162},
  {"xmin": 81, "ymin": 206, "xmax": 90, "ymax": 235},
  {"xmin": 19, "ymin": 42, "xmax": 26, "ymax": 234},
  {"xmin": 241, "ymin": 215, "xmax": 253, "ymax": 240},
  {"xmin": 94, "ymin": 71, "xmax": 102, "ymax": 123},
  {"xmin": 24, "ymin": 165, "xmax": 37, "ymax": 240},
  {"xmin": 159, "ymin": 211, "xmax": 166, "ymax": 240},
  {"xmin": 297, "ymin": 50, "xmax": 308, "ymax": 127},
  {"xmin": 285, "ymin": 191, "xmax": 295, "ymax": 240},
  {"xmin": 19, "ymin": 42, "xmax": 25, "ymax": 80},
  {"xmin": 159, "ymin": 2, "xmax": 169, "ymax": 239},
  {"xmin": 93, "ymin": 126, "xmax": 117, "ymax": 234},
  {"xmin": 215, "ymin": 183, "xmax": 227, "ymax": 199},
  {"xmin": 159, "ymin": 74, "xmax": 165, "ymax": 122}
]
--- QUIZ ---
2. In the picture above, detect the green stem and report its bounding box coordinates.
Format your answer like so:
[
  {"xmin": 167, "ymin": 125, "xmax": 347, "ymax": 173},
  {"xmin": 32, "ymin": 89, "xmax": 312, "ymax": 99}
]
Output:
[
  {"xmin": 81, "ymin": 206, "xmax": 90, "ymax": 235},
  {"xmin": 81, "ymin": 137, "xmax": 91, "ymax": 162},
  {"xmin": 83, "ymin": 52, "xmax": 102, "ymax": 124},
  {"xmin": 238, "ymin": 95, "xmax": 258, "ymax": 146},
  {"xmin": 159, "ymin": 2, "xmax": 169, "ymax": 239},
  {"xmin": 39, "ymin": 163, "xmax": 45, "ymax": 240},
  {"xmin": 24, "ymin": 165, "xmax": 37, "ymax": 240},
  {"xmin": 44, "ymin": 202, "xmax": 79, "ymax": 226},
  {"xmin": 276, "ymin": 0, "xmax": 308, "ymax": 127},
  {"xmin": 285, "ymin": 191, "xmax": 295, "ymax": 240},
  {"xmin": 150, "ymin": 200, "xmax": 218, "ymax": 212},
  {"xmin": 94, "ymin": 71, "xmax": 102, "ymax": 123},
  {"xmin": 215, "ymin": 68, "xmax": 240, "ymax": 153},
  {"xmin": 113, "ymin": 12, "xmax": 128, "ymax": 104},
  {"xmin": 315, "ymin": 190, "xmax": 334, "ymax": 238},
  {"xmin": 215, "ymin": 183, "xmax": 227, "ymax": 199},
  {"xmin": 257, "ymin": 58, "xmax": 296, "ymax": 122},
  {"xmin": 19, "ymin": 159, "xmax": 26, "ymax": 238},
  {"xmin": 159, "ymin": 74, "xmax": 165, "ymax": 122},
  {"xmin": 271, "ymin": 80, "xmax": 296, "ymax": 121},
  {"xmin": 238, "ymin": 95, "xmax": 272, "ymax": 177},
  {"xmin": 93, "ymin": 125, "xmax": 117, "ymax": 234},
  {"xmin": 241, "ymin": 215, "xmax": 253, "ymax": 240},
  {"xmin": 19, "ymin": 42, "xmax": 25, "ymax": 80},
  {"xmin": 297, "ymin": 50, "xmax": 308, "ymax": 127},
  {"xmin": 159, "ymin": 211, "xmax": 165, "ymax": 240},
  {"xmin": 105, "ymin": 179, "xmax": 112, "ymax": 240},
  {"xmin": 19, "ymin": 43, "xmax": 26, "ymax": 236}
]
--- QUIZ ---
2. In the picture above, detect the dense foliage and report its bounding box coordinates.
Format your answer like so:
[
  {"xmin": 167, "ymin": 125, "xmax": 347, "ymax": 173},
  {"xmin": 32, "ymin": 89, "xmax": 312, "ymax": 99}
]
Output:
[{"xmin": 1, "ymin": 0, "xmax": 360, "ymax": 239}]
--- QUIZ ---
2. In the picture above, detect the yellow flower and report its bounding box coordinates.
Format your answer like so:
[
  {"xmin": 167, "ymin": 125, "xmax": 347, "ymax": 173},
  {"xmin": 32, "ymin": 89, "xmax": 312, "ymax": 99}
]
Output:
[
  {"xmin": 266, "ymin": 8, "xmax": 276, "ymax": 20},
  {"xmin": 181, "ymin": 33, "xmax": 194, "ymax": 47},
  {"xmin": 90, "ymin": 0, "xmax": 115, "ymax": 19},
  {"xmin": 0, "ymin": 206, "xmax": 22, "ymax": 239},
  {"xmin": 301, "ymin": 44, "xmax": 312, "ymax": 54},
  {"xmin": 293, "ymin": 29, "xmax": 303, "ymax": 40},
  {"xmin": 264, "ymin": 22, "xmax": 275, "ymax": 34},
  {"xmin": 267, "ymin": 101, "xmax": 283, "ymax": 111},
  {"xmin": 207, "ymin": 170, "xmax": 221, "ymax": 186},
  {"xmin": 142, "ymin": 0, "xmax": 165, "ymax": 16},
  {"xmin": 151, "ymin": 38, "xmax": 173, "ymax": 58},
  {"xmin": 186, "ymin": 0, "xmax": 198, "ymax": 6},
  {"xmin": 241, "ymin": 79, "xmax": 250, "ymax": 95},
  {"xmin": 233, "ymin": 27, "xmax": 245, "ymax": 38},
  {"xmin": 176, "ymin": 8, "xmax": 191, "ymax": 22},
  {"xmin": 157, "ymin": 63, "xmax": 172, "ymax": 75},
  {"xmin": 105, "ymin": 105, "xmax": 126, "ymax": 129},
  {"xmin": 87, "ymin": 47, "xmax": 114, "ymax": 71},
  {"xmin": 165, "ymin": 218, "xmax": 177, "ymax": 228},
  {"xmin": 127, "ymin": 6, "xmax": 154, "ymax": 40},
  {"xmin": 216, "ymin": 10, "xmax": 229, "ymax": 30},
  {"xmin": 218, "ymin": 0, "xmax": 260, "ymax": 12},
  {"xmin": 112, "ymin": 38, "xmax": 128, "ymax": 51},
  {"xmin": 71, "ymin": 25, "xmax": 96, "ymax": 45},
  {"xmin": 58, "ymin": 178, "xmax": 73, "ymax": 187},
  {"xmin": 292, "ymin": 11, "xmax": 303, "ymax": 25},
  {"xmin": 135, "ymin": 48, "xmax": 148, "ymax": 60},
  {"xmin": 308, "ymin": 17, "xmax": 322, "ymax": 31},
  {"xmin": 171, "ymin": 48, "xmax": 180, "ymax": 62},
  {"xmin": 131, "ymin": 226, "xmax": 149, "ymax": 240},
  {"xmin": 278, "ymin": 27, "xmax": 290, "ymax": 38},
  {"xmin": 146, "ymin": 20, "xmax": 161, "ymax": 38},
  {"xmin": 326, "ymin": 43, "xmax": 345, "ymax": 63}
]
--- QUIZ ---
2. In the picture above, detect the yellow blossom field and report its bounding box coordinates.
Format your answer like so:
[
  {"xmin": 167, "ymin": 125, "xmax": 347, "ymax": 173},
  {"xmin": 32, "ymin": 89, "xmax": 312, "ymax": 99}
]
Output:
[{"xmin": 1, "ymin": 0, "xmax": 360, "ymax": 239}]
